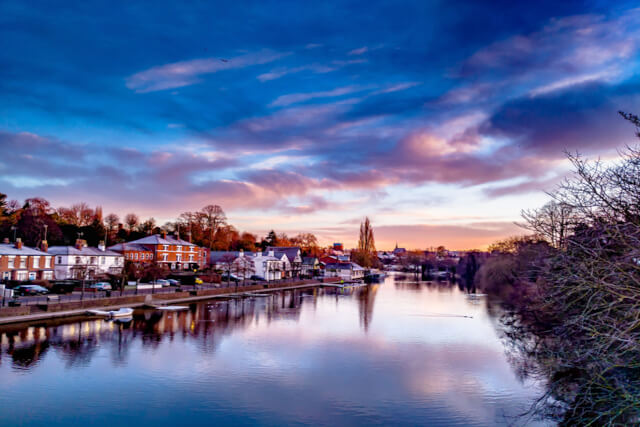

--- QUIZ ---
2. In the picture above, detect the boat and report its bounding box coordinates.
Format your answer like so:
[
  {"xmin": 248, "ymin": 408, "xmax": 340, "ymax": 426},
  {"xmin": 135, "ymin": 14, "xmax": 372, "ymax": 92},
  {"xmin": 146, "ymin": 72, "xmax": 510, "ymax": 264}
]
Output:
[
  {"xmin": 87, "ymin": 307, "xmax": 134, "ymax": 318},
  {"xmin": 157, "ymin": 305, "xmax": 189, "ymax": 311},
  {"xmin": 364, "ymin": 270, "xmax": 386, "ymax": 283}
]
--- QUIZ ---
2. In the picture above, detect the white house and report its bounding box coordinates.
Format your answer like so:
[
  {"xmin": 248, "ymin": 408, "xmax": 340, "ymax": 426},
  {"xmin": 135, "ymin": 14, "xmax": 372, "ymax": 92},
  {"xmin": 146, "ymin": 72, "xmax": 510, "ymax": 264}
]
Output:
[
  {"xmin": 323, "ymin": 262, "xmax": 365, "ymax": 281},
  {"xmin": 48, "ymin": 240, "xmax": 124, "ymax": 280},
  {"xmin": 253, "ymin": 250, "xmax": 284, "ymax": 281},
  {"xmin": 266, "ymin": 247, "xmax": 302, "ymax": 277}
]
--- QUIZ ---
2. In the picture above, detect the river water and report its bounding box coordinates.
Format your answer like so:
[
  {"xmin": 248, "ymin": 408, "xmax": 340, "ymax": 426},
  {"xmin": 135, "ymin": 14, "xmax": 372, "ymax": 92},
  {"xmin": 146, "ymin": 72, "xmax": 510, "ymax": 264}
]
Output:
[{"xmin": 0, "ymin": 274, "xmax": 547, "ymax": 426}]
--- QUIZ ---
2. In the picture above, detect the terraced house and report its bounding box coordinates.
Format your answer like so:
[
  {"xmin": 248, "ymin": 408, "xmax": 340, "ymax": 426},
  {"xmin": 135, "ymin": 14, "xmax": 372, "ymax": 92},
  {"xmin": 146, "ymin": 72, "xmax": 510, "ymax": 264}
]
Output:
[
  {"xmin": 0, "ymin": 238, "xmax": 55, "ymax": 282},
  {"xmin": 109, "ymin": 232, "xmax": 208, "ymax": 270},
  {"xmin": 48, "ymin": 239, "xmax": 124, "ymax": 280}
]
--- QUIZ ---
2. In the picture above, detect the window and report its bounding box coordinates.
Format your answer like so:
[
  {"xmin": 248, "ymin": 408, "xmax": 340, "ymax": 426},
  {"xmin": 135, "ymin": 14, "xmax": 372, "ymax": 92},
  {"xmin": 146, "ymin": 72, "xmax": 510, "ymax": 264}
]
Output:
[
  {"xmin": 43, "ymin": 271, "xmax": 53, "ymax": 280},
  {"xmin": 75, "ymin": 256, "xmax": 81, "ymax": 264},
  {"xmin": 176, "ymin": 254, "xmax": 182, "ymax": 262},
  {"xmin": 19, "ymin": 257, "xmax": 27, "ymax": 268},
  {"xmin": 162, "ymin": 254, "xmax": 168, "ymax": 262},
  {"xmin": 32, "ymin": 256, "xmax": 40, "ymax": 268},
  {"xmin": 28, "ymin": 272, "xmax": 36, "ymax": 281},
  {"xmin": 189, "ymin": 255, "xmax": 194, "ymax": 262},
  {"xmin": 90, "ymin": 257, "xmax": 96, "ymax": 264},
  {"xmin": 101, "ymin": 257, "xmax": 105, "ymax": 264},
  {"xmin": 135, "ymin": 253, "xmax": 138, "ymax": 260},
  {"xmin": 57, "ymin": 256, "xmax": 62, "ymax": 264},
  {"xmin": 8, "ymin": 256, "xmax": 15, "ymax": 269},
  {"xmin": 163, "ymin": 245, "xmax": 168, "ymax": 250},
  {"xmin": 177, "ymin": 245, "xmax": 182, "ymax": 252},
  {"xmin": 45, "ymin": 257, "xmax": 52, "ymax": 268}
]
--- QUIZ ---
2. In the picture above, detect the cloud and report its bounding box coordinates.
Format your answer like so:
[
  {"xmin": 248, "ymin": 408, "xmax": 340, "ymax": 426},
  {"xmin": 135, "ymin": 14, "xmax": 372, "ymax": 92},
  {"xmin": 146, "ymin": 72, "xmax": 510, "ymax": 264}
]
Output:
[
  {"xmin": 126, "ymin": 49, "xmax": 292, "ymax": 93},
  {"xmin": 348, "ymin": 46, "xmax": 368, "ymax": 55},
  {"xmin": 270, "ymin": 86, "xmax": 363, "ymax": 107},
  {"xmin": 257, "ymin": 64, "xmax": 336, "ymax": 82}
]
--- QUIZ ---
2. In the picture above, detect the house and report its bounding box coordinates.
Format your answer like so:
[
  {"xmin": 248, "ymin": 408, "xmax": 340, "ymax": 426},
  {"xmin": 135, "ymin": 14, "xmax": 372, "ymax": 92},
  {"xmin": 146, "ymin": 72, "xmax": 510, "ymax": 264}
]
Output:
[
  {"xmin": 323, "ymin": 262, "xmax": 365, "ymax": 281},
  {"xmin": 209, "ymin": 250, "xmax": 284, "ymax": 281},
  {"xmin": 109, "ymin": 232, "xmax": 208, "ymax": 270},
  {"xmin": 252, "ymin": 251, "xmax": 284, "ymax": 281},
  {"xmin": 0, "ymin": 238, "xmax": 55, "ymax": 282},
  {"xmin": 48, "ymin": 239, "xmax": 124, "ymax": 280},
  {"xmin": 266, "ymin": 246, "xmax": 302, "ymax": 277},
  {"xmin": 393, "ymin": 243, "xmax": 407, "ymax": 257},
  {"xmin": 301, "ymin": 257, "xmax": 319, "ymax": 277}
]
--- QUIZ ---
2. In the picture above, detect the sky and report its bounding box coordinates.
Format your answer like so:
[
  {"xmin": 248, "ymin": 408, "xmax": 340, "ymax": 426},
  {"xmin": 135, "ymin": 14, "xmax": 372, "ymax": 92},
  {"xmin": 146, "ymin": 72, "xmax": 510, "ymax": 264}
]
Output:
[{"xmin": 1, "ymin": 1, "xmax": 640, "ymax": 250}]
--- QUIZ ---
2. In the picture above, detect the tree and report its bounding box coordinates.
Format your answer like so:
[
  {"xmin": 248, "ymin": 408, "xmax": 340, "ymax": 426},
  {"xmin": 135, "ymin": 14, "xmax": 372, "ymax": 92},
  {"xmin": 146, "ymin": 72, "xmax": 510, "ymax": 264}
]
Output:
[
  {"xmin": 201, "ymin": 205, "xmax": 226, "ymax": 249},
  {"xmin": 232, "ymin": 256, "xmax": 255, "ymax": 287},
  {"xmin": 521, "ymin": 201, "xmax": 575, "ymax": 249},
  {"xmin": 124, "ymin": 213, "xmax": 139, "ymax": 232},
  {"xmin": 264, "ymin": 230, "xmax": 277, "ymax": 247},
  {"xmin": 291, "ymin": 233, "xmax": 320, "ymax": 256},
  {"xmin": 353, "ymin": 217, "xmax": 377, "ymax": 268}
]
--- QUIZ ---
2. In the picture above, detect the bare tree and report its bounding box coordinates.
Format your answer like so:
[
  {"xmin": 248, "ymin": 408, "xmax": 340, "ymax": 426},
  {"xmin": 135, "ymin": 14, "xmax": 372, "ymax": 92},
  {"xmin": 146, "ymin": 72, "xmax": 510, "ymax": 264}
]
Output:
[
  {"xmin": 124, "ymin": 213, "xmax": 139, "ymax": 232},
  {"xmin": 201, "ymin": 205, "xmax": 226, "ymax": 249},
  {"xmin": 520, "ymin": 201, "xmax": 575, "ymax": 249}
]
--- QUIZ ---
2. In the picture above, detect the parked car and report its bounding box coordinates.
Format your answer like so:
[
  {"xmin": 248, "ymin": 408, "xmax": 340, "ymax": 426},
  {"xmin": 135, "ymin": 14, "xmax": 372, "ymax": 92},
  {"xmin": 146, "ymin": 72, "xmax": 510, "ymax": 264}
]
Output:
[
  {"xmin": 155, "ymin": 279, "xmax": 170, "ymax": 287},
  {"xmin": 167, "ymin": 279, "xmax": 180, "ymax": 286},
  {"xmin": 90, "ymin": 282, "xmax": 112, "ymax": 291},
  {"xmin": 12, "ymin": 285, "xmax": 49, "ymax": 296},
  {"xmin": 221, "ymin": 274, "xmax": 240, "ymax": 282},
  {"xmin": 250, "ymin": 275, "xmax": 266, "ymax": 282}
]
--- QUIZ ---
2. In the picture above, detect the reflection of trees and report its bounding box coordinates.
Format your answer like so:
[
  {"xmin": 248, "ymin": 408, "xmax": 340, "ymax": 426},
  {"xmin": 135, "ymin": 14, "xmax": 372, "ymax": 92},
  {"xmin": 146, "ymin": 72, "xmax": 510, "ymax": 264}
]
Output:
[
  {"xmin": 496, "ymin": 307, "xmax": 640, "ymax": 425},
  {"xmin": 356, "ymin": 285, "xmax": 378, "ymax": 332}
]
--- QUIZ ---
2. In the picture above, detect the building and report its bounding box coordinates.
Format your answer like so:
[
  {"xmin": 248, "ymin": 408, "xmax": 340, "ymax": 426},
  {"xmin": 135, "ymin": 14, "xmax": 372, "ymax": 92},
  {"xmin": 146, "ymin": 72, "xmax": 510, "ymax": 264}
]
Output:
[
  {"xmin": 48, "ymin": 240, "xmax": 124, "ymax": 280},
  {"xmin": 109, "ymin": 232, "xmax": 208, "ymax": 270},
  {"xmin": 0, "ymin": 238, "xmax": 55, "ymax": 282},
  {"xmin": 266, "ymin": 246, "xmax": 302, "ymax": 277},
  {"xmin": 210, "ymin": 250, "xmax": 284, "ymax": 281},
  {"xmin": 301, "ymin": 257, "xmax": 319, "ymax": 277},
  {"xmin": 323, "ymin": 262, "xmax": 365, "ymax": 281}
]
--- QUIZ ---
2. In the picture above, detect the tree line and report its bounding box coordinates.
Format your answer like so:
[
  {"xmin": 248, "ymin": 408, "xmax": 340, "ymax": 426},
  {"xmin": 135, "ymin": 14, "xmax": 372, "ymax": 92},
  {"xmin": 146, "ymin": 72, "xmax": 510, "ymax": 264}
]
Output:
[{"xmin": 0, "ymin": 198, "xmax": 321, "ymax": 255}]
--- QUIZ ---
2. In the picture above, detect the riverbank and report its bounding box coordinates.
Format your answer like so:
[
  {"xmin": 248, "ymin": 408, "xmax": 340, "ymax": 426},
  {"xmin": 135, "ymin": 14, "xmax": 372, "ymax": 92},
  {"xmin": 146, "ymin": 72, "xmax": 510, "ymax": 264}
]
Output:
[{"xmin": 0, "ymin": 278, "xmax": 341, "ymax": 325}]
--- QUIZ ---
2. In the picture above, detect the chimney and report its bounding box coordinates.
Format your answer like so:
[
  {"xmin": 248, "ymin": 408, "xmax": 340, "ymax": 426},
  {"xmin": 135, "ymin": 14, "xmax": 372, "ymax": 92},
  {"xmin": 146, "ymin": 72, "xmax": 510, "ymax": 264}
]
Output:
[
  {"xmin": 98, "ymin": 240, "xmax": 106, "ymax": 251},
  {"xmin": 2, "ymin": 238, "xmax": 8, "ymax": 244},
  {"xmin": 41, "ymin": 240, "xmax": 48, "ymax": 252},
  {"xmin": 15, "ymin": 238, "xmax": 23, "ymax": 250},
  {"xmin": 161, "ymin": 230, "xmax": 167, "ymax": 239},
  {"xmin": 268, "ymin": 249, "xmax": 274, "ymax": 257},
  {"xmin": 239, "ymin": 249, "xmax": 244, "ymax": 257},
  {"xmin": 75, "ymin": 239, "xmax": 84, "ymax": 250},
  {"xmin": 187, "ymin": 231, "xmax": 192, "ymax": 243}
]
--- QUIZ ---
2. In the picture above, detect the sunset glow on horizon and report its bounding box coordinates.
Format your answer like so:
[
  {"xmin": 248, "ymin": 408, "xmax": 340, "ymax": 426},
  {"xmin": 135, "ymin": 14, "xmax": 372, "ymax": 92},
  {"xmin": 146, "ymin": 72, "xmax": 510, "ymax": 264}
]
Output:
[{"xmin": 2, "ymin": 1, "xmax": 640, "ymax": 250}]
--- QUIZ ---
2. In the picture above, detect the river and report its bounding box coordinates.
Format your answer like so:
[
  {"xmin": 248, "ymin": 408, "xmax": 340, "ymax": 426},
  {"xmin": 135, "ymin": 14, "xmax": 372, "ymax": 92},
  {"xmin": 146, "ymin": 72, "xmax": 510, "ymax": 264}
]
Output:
[{"xmin": 0, "ymin": 274, "xmax": 548, "ymax": 426}]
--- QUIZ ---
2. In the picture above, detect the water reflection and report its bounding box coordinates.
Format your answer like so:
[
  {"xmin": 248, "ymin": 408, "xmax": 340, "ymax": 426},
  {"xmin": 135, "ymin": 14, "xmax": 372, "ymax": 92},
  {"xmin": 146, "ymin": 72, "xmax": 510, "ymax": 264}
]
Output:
[{"xmin": 0, "ymin": 276, "xmax": 547, "ymax": 426}]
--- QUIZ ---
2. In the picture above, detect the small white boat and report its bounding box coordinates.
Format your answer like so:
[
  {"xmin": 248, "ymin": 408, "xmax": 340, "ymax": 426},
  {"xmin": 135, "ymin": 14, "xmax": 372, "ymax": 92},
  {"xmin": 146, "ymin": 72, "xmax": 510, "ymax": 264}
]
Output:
[
  {"xmin": 110, "ymin": 308, "xmax": 134, "ymax": 318},
  {"xmin": 157, "ymin": 305, "xmax": 189, "ymax": 311},
  {"xmin": 87, "ymin": 307, "xmax": 134, "ymax": 318}
]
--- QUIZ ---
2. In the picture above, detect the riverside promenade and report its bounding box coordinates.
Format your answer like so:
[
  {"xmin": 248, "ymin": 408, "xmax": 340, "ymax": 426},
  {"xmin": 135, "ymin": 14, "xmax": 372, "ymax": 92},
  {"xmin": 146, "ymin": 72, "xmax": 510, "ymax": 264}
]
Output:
[{"xmin": 0, "ymin": 278, "xmax": 343, "ymax": 326}]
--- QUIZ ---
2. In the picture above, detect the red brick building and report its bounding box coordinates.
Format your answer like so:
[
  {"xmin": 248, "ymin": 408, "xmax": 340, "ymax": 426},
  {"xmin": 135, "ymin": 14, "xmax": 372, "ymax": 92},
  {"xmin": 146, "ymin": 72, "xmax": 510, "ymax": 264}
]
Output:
[
  {"xmin": 0, "ymin": 238, "xmax": 55, "ymax": 282},
  {"xmin": 109, "ymin": 232, "xmax": 208, "ymax": 270}
]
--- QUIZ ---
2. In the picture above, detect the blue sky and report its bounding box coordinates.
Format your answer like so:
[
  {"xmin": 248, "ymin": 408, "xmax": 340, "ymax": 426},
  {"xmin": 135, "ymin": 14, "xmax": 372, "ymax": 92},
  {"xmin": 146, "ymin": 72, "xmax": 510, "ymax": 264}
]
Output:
[{"xmin": 1, "ymin": 0, "xmax": 639, "ymax": 249}]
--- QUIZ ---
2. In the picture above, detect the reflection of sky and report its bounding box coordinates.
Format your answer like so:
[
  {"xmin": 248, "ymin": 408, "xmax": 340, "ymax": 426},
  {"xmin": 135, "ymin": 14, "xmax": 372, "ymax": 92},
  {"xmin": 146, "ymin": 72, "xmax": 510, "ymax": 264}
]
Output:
[{"xmin": 0, "ymin": 276, "xmax": 548, "ymax": 426}]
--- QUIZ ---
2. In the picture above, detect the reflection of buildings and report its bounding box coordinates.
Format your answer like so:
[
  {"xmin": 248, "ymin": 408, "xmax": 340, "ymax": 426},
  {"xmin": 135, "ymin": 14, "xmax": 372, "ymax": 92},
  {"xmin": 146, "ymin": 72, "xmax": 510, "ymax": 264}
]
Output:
[{"xmin": 0, "ymin": 288, "xmax": 343, "ymax": 369}]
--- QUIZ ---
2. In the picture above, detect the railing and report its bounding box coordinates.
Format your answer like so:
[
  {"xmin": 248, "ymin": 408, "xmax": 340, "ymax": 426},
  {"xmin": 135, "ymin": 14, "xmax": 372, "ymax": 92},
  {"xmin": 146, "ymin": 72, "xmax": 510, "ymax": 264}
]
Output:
[{"xmin": 2, "ymin": 276, "xmax": 336, "ymax": 308}]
